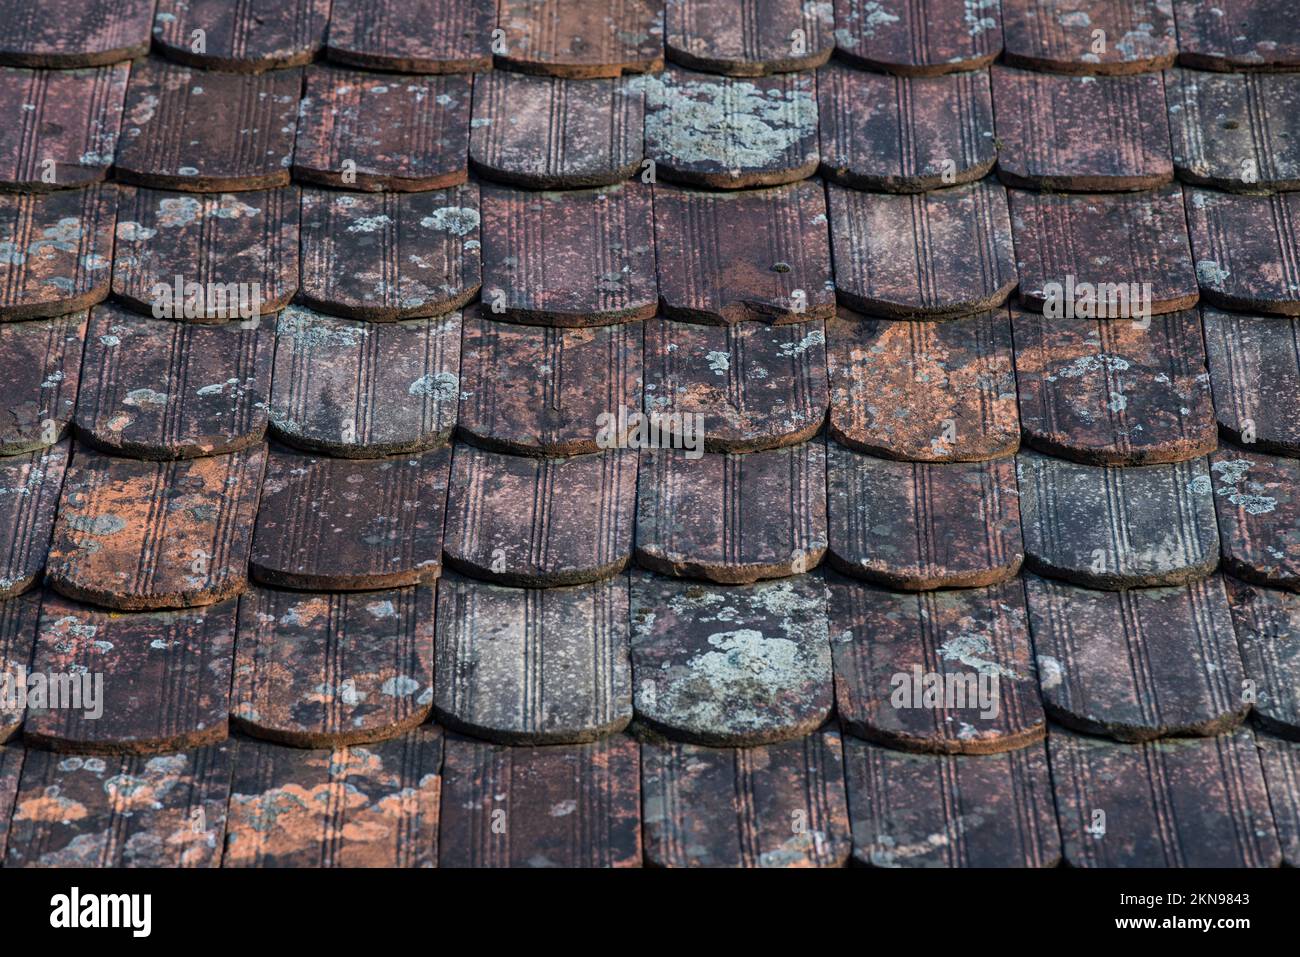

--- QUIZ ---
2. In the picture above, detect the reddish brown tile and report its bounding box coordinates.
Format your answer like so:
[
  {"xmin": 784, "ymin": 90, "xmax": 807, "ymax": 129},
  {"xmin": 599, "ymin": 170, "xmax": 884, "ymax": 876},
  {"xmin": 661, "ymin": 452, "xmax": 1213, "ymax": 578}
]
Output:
[
  {"xmin": 268, "ymin": 307, "xmax": 460, "ymax": 456},
  {"xmin": 439, "ymin": 733, "xmax": 641, "ymax": 867},
  {"xmin": 644, "ymin": 318, "xmax": 827, "ymax": 452},
  {"xmin": 434, "ymin": 572, "xmax": 632, "ymax": 744},
  {"xmin": 1258, "ymin": 734, "xmax": 1300, "ymax": 865},
  {"xmin": 1226, "ymin": 578, "xmax": 1300, "ymax": 738},
  {"xmin": 75, "ymin": 305, "xmax": 272, "ymax": 459},
  {"xmin": 1018, "ymin": 450, "xmax": 1219, "ymax": 588},
  {"xmin": 664, "ymin": 0, "xmax": 833, "ymax": 75},
  {"xmin": 494, "ymin": 0, "xmax": 664, "ymax": 78},
  {"xmin": 444, "ymin": 445, "xmax": 636, "ymax": 586},
  {"xmin": 0, "ymin": 64, "xmax": 127, "ymax": 191},
  {"xmin": 654, "ymin": 181, "xmax": 834, "ymax": 324},
  {"xmin": 0, "ymin": 590, "xmax": 41, "ymax": 739},
  {"xmin": 4, "ymin": 744, "xmax": 232, "ymax": 867},
  {"xmin": 992, "ymin": 66, "xmax": 1172, "ymax": 191},
  {"xmin": 0, "ymin": 185, "xmax": 115, "ymax": 321},
  {"xmin": 1050, "ymin": 727, "xmax": 1279, "ymax": 867},
  {"xmin": 325, "ymin": 0, "xmax": 496, "ymax": 73},
  {"xmin": 294, "ymin": 66, "xmax": 470, "ymax": 192},
  {"xmin": 224, "ymin": 730, "xmax": 442, "ymax": 868},
  {"xmin": 0, "ymin": 313, "xmax": 85, "ymax": 455},
  {"xmin": 1175, "ymin": 0, "xmax": 1300, "ymax": 71},
  {"xmin": 1204, "ymin": 308, "xmax": 1300, "ymax": 456},
  {"xmin": 114, "ymin": 59, "xmax": 299, "ymax": 192},
  {"xmin": 843, "ymin": 738, "xmax": 1060, "ymax": 867},
  {"xmin": 1026, "ymin": 572, "xmax": 1246, "ymax": 740},
  {"xmin": 23, "ymin": 593, "xmax": 236, "ymax": 754},
  {"xmin": 827, "ymin": 447, "xmax": 1021, "ymax": 589},
  {"xmin": 1012, "ymin": 307, "xmax": 1216, "ymax": 466},
  {"xmin": 630, "ymin": 571, "xmax": 829, "ymax": 746},
  {"xmin": 1001, "ymin": 0, "xmax": 1177, "ymax": 75},
  {"xmin": 1211, "ymin": 450, "xmax": 1299, "ymax": 591},
  {"xmin": 111, "ymin": 186, "xmax": 298, "ymax": 319},
  {"xmin": 828, "ymin": 179, "xmax": 1016, "ymax": 319},
  {"xmin": 1166, "ymin": 69, "xmax": 1300, "ymax": 191},
  {"xmin": 480, "ymin": 183, "xmax": 657, "ymax": 326},
  {"xmin": 640, "ymin": 67, "xmax": 817, "ymax": 188},
  {"xmin": 152, "ymin": 0, "xmax": 329, "ymax": 71},
  {"xmin": 458, "ymin": 310, "xmax": 642, "ymax": 456},
  {"xmin": 642, "ymin": 731, "xmax": 851, "ymax": 867},
  {"xmin": 0, "ymin": 442, "xmax": 68, "ymax": 599},
  {"xmin": 471, "ymin": 73, "xmax": 644, "ymax": 189},
  {"xmin": 1010, "ymin": 186, "xmax": 1198, "ymax": 317},
  {"xmin": 1186, "ymin": 188, "xmax": 1300, "ymax": 316},
  {"xmin": 233, "ymin": 584, "xmax": 436, "ymax": 747},
  {"xmin": 831, "ymin": 0, "xmax": 1003, "ymax": 75},
  {"xmin": 829, "ymin": 575, "xmax": 1044, "ymax": 754},
  {"xmin": 250, "ymin": 445, "xmax": 451, "ymax": 591},
  {"xmin": 0, "ymin": 742, "xmax": 20, "ymax": 858},
  {"xmin": 826, "ymin": 310, "xmax": 1018, "ymax": 462},
  {"xmin": 817, "ymin": 64, "xmax": 995, "ymax": 192},
  {"xmin": 636, "ymin": 443, "xmax": 827, "ymax": 583},
  {"xmin": 0, "ymin": 0, "xmax": 153, "ymax": 68}
]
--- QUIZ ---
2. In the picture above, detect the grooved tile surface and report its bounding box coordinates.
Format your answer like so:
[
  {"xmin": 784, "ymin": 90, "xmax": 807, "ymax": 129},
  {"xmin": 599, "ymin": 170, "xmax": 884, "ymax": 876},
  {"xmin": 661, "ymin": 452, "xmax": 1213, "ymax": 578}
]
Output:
[
  {"xmin": 1210, "ymin": 449, "xmax": 1300, "ymax": 591},
  {"xmin": 152, "ymin": 0, "xmax": 330, "ymax": 71},
  {"xmin": 0, "ymin": 0, "xmax": 154, "ymax": 68},
  {"xmin": 1226, "ymin": 578, "xmax": 1300, "ymax": 738},
  {"xmin": 0, "ymin": 313, "xmax": 85, "ymax": 455},
  {"xmin": 0, "ymin": 441, "xmax": 69, "ymax": 599},
  {"xmin": 494, "ymin": 0, "xmax": 665, "ymax": 78},
  {"xmin": 664, "ymin": 0, "xmax": 834, "ymax": 75},
  {"xmin": 831, "ymin": 0, "xmax": 1003, "ymax": 75},
  {"xmin": 0, "ymin": 590, "xmax": 41, "ymax": 738},
  {"xmin": 1001, "ymin": 0, "xmax": 1178, "ymax": 74},
  {"xmin": 1203, "ymin": 308, "xmax": 1300, "ymax": 456},
  {"xmin": 1175, "ymin": 0, "xmax": 1300, "ymax": 71},
  {"xmin": 1258, "ymin": 735, "xmax": 1300, "ymax": 866},
  {"xmin": 324, "ymin": 0, "xmax": 496, "ymax": 73},
  {"xmin": 1185, "ymin": 187, "xmax": 1300, "ymax": 315}
]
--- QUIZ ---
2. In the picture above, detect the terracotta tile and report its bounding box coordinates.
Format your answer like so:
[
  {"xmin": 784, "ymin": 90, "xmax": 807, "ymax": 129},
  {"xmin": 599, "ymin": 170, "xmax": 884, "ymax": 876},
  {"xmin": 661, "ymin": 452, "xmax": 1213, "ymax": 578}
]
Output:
[
  {"xmin": 0, "ymin": 442, "xmax": 68, "ymax": 599},
  {"xmin": 663, "ymin": 0, "xmax": 833, "ymax": 75},
  {"xmin": 843, "ymin": 738, "xmax": 1060, "ymax": 867},
  {"xmin": 654, "ymin": 181, "xmax": 834, "ymax": 324},
  {"xmin": 643, "ymin": 317, "xmax": 828, "ymax": 452},
  {"xmin": 1017, "ymin": 450, "xmax": 1219, "ymax": 588},
  {"xmin": 992, "ymin": 66, "xmax": 1172, "ymax": 191},
  {"xmin": 0, "ymin": 185, "xmax": 115, "ymax": 321},
  {"xmin": 250, "ymin": 445, "xmax": 451, "ymax": 591},
  {"xmin": 1185, "ymin": 187, "xmax": 1300, "ymax": 316},
  {"xmin": 1203, "ymin": 308, "xmax": 1300, "ymax": 456},
  {"xmin": 434, "ymin": 572, "xmax": 632, "ymax": 744},
  {"xmin": 0, "ymin": 591, "xmax": 41, "ymax": 739},
  {"xmin": 494, "ymin": 0, "xmax": 664, "ymax": 78},
  {"xmin": 1226, "ymin": 578, "xmax": 1300, "ymax": 738},
  {"xmin": 0, "ymin": 742, "xmax": 20, "ymax": 859},
  {"xmin": 111, "ymin": 186, "xmax": 298, "ymax": 319},
  {"xmin": 0, "ymin": 0, "xmax": 153, "ymax": 68},
  {"xmin": 114, "ymin": 59, "xmax": 299, "ymax": 192},
  {"xmin": 0, "ymin": 64, "xmax": 127, "ymax": 191},
  {"xmin": 23, "ymin": 593, "xmax": 236, "ymax": 754},
  {"xmin": 457, "ymin": 310, "xmax": 642, "ymax": 456},
  {"xmin": 817, "ymin": 64, "xmax": 995, "ymax": 192},
  {"xmin": 629, "ymin": 571, "xmax": 831, "ymax": 745},
  {"xmin": 827, "ymin": 446, "xmax": 1022, "ymax": 589},
  {"xmin": 471, "ymin": 73, "xmax": 644, "ymax": 189},
  {"xmin": 4, "ymin": 744, "xmax": 232, "ymax": 867},
  {"xmin": 48, "ymin": 444, "xmax": 265, "ymax": 610},
  {"xmin": 828, "ymin": 575, "xmax": 1044, "ymax": 754},
  {"xmin": 325, "ymin": 0, "xmax": 496, "ymax": 73},
  {"xmin": 1165, "ymin": 69, "xmax": 1300, "ymax": 191},
  {"xmin": 1049, "ymin": 727, "xmax": 1279, "ymax": 867},
  {"xmin": 641, "ymin": 67, "xmax": 817, "ymax": 188},
  {"xmin": 444, "ymin": 445, "xmax": 636, "ymax": 586},
  {"xmin": 293, "ymin": 66, "xmax": 470, "ymax": 192},
  {"xmin": 439, "ymin": 733, "xmax": 641, "ymax": 867},
  {"xmin": 75, "ymin": 305, "xmax": 273, "ymax": 459},
  {"xmin": 831, "ymin": 0, "xmax": 1002, "ymax": 75},
  {"xmin": 232, "ymin": 584, "xmax": 436, "ymax": 747},
  {"xmin": 299, "ymin": 184, "xmax": 479, "ymax": 321},
  {"xmin": 636, "ymin": 442, "xmax": 827, "ymax": 583},
  {"xmin": 480, "ymin": 182, "xmax": 657, "ymax": 326},
  {"xmin": 1258, "ymin": 735, "xmax": 1300, "ymax": 866},
  {"xmin": 826, "ymin": 310, "xmax": 1018, "ymax": 462},
  {"xmin": 268, "ymin": 306, "xmax": 461, "ymax": 456},
  {"xmin": 642, "ymin": 731, "xmax": 851, "ymax": 867},
  {"xmin": 1175, "ymin": 0, "xmax": 1300, "ymax": 72},
  {"xmin": 152, "ymin": 0, "xmax": 329, "ymax": 71},
  {"xmin": 224, "ymin": 729, "xmax": 442, "ymax": 868},
  {"xmin": 1010, "ymin": 186, "xmax": 1198, "ymax": 317},
  {"xmin": 1012, "ymin": 307, "xmax": 1216, "ymax": 466},
  {"xmin": 1001, "ymin": 0, "xmax": 1177, "ymax": 75},
  {"xmin": 1211, "ymin": 449, "xmax": 1300, "ymax": 591},
  {"xmin": 828, "ymin": 179, "xmax": 1016, "ymax": 319},
  {"xmin": 1026, "ymin": 572, "xmax": 1246, "ymax": 740},
  {"xmin": 0, "ymin": 313, "xmax": 85, "ymax": 455}
]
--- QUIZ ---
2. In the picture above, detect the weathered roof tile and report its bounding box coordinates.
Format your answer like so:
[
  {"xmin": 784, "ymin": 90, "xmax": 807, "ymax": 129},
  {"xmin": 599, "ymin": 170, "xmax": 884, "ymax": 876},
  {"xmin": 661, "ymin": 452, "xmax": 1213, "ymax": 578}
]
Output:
[
  {"xmin": 0, "ymin": 0, "xmax": 153, "ymax": 68},
  {"xmin": 0, "ymin": 590, "xmax": 41, "ymax": 738},
  {"xmin": 325, "ymin": 0, "xmax": 496, "ymax": 74},
  {"xmin": 1203, "ymin": 308, "xmax": 1300, "ymax": 455},
  {"xmin": 0, "ymin": 441, "xmax": 69, "ymax": 599},
  {"xmin": 0, "ymin": 313, "xmax": 85, "ymax": 455},
  {"xmin": 664, "ymin": 0, "xmax": 834, "ymax": 75},
  {"xmin": 1226, "ymin": 578, "xmax": 1300, "ymax": 738},
  {"xmin": 1001, "ymin": 0, "xmax": 1178, "ymax": 75},
  {"xmin": 831, "ymin": 0, "xmax": 1003, "ymax": 75},
  {"xmin": 151, "ymin": 0, "xmax": 330, "ymax": 72},
  {"xmin": 1185, "ymin": 187, "xmax": 1300, "ymax": 315},
  {"xmin": 494, "ymin": 0, "xmax": 665, "ymax": 78},
  {"xmin": 1175, "ymin": 0, "xmax": 1300, "ymax": 72},
  {"xmin": 1211, "ymin": 449, "xmax": 1300, "ymax": 590}
]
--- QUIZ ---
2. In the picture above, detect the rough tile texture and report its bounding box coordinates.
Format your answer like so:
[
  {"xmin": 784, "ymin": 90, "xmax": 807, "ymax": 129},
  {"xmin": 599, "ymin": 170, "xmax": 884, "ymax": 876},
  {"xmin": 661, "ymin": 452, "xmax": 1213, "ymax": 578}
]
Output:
[
  {"xmin": 0, "ymin": 590, "xmax": 41, "ymax": 738},
  {"xmin": 832, "ymin": 0, "xmax": 1003, "ymax": 75},
  {"xmin": 664, "ymin": 0, "xmax": 834, "ymax": 74},
  {"xmin": 0, "ymin": 0, "xmax": 153, "ymax": 68},
  {"xmin": 0, "ymin": 313, "xmax": 85, "ymax": 455},
  {"xmin": 1211, "ymin": 449, "xmax": 1299, "ymax": 591},
  {"xmin": 1203, "ymin": 308, "xmax": 1300, "ymax": 456},
  {"xmin": 1185, "ymin": 187, "xmax": 1300, "ymax": 315},
  {"xmin": 1001, "ymin": 0, "xmax": 1178, "ymax": 74},
  {"xmin": 1175, "ymin": 0, "xmax": 1300, "ymax": 71},
  {"xmin": 1226, "ymin": 578, "xmax": 1300, "ymax": 738},
  {"xmin": 152, "ymin": 0, "xmax": 330, "ymax": 71},
  {"xmin": 325, "ymin": 0, "xmax": 496, "ymax": 73},
  {"xmin": 0, "ymin": 442, "xmax": 68, "ymax": 598},
  {"xmin": 494, "ymin": 0, "xmax": 665, "ymax": 78},
  {"xmin": 1258, "ymin": 735, "xmax": 1300, "ymax": 866}
]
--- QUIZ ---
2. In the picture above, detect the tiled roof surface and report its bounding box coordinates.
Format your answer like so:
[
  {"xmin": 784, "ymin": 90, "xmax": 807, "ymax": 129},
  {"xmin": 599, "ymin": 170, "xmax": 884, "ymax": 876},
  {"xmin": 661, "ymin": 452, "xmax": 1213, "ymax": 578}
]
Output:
[{"xmin": 0, "ymin": 0, "xmax": 1298, "ymax": 870}]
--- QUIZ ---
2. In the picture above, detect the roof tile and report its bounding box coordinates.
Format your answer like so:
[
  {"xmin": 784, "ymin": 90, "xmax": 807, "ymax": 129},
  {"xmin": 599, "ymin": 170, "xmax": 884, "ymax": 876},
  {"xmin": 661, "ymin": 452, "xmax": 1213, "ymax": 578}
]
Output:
[
  {"xmin": 324, "ymin": 0, "xmax": 496, "ymax": 74},
  {"xmin": 1175, "ymin": 0, "xmax": 1300, "ymax": 72},
  {"xmin": 151, "ymin": 0, "xmax": 330, "ymax": 72},
  {"xmin": 1225, "ymin": 577, "xmax": 1300, "ymax": 738},
  {"xmin": 1185, "ymin": 187, "xmax": 1300, "ymax": 315},
  {"xmin": 1258, "ymin": 734, "xmax": 1300, "ymax": 867},
  {"xmin": 831, "ymin": 0, "xmax": 1003, "ymax": 75},
  {"xmin": 0, "ymin": 0, "xmax": 153, "ymax": 68},
  {"xmin": 1001, "ymin": 0, "xmax": 1178, "ymax": 75},
  {"xmin": 493, "ymin": 0, "xmax": 665, "ymax": 78},
  {"xmin": 1203, "ymin": 307, "xmax": 1300, "ymax": 455},
  {"xmin": 0, "ymin": 742, "xmax": 19, "ymax": 859},
  {"xmin": 1211, "ymin": 449, "xmax": 1300, "ymax": 590},
  {"xmin": 0, "ymin": 441, "xmax": 68, "ymax": 599},
  {"xmin": 664, "ymin": 0, "xmax": 833, "ymax": 75},
  {"xmin": 0, "ymin": 591, "xmax": 41, "ymax": 738},
  {"xmin": 0, "ymin": 313, "xmax": 85, "ymax": 455}
]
